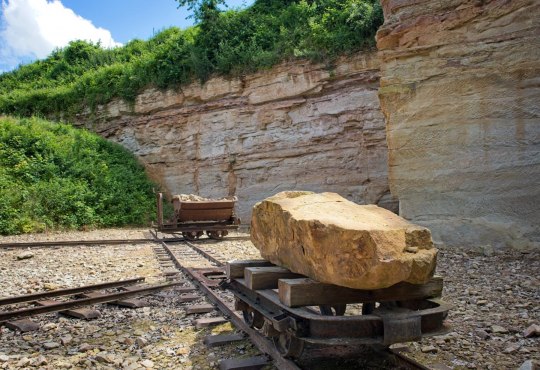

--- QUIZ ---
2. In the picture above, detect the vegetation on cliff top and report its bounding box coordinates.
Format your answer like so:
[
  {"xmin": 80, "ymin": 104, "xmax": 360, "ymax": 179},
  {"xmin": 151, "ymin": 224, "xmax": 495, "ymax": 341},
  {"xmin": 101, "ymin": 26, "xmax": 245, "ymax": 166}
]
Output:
[
  {"xmin": 0, "ymin": 0, "xmax": 382, "ymax": 118},
  {"xmin": 0, "ymin": 116, "xmax": 156, "ymax": 234}
]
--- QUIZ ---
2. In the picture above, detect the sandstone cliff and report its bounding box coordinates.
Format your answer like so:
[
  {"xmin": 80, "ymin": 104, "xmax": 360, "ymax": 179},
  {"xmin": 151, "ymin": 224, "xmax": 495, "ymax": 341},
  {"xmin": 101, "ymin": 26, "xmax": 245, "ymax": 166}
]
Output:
[
  {"xmin": 76, "ymin": 53, "xmax": 395, "ymax": 223},
  {"xmin": 377, "ymin": 0, "xmax": 540, "ymax": 249}
]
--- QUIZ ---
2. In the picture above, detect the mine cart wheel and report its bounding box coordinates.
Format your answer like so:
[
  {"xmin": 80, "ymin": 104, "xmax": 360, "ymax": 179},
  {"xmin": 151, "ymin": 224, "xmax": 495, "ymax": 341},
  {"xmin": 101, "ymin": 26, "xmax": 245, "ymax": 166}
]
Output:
[
  {"xmin": 242, "ymin": 309, "xmax": 264, "ymax": 329},
  {"xmin": 319, "ymin": 304, "xmax": 346, "ymax": 316},
  {"xmin": 183, "ymin": 231, "xmax": 203, "ymax": 241},
  {"xmin": 273, "ymin": 331, "xmax": 305, "ymax": 359},
  {"xmin": 207, "ymin": 230, "xmax": 228, "ymax": 240}
]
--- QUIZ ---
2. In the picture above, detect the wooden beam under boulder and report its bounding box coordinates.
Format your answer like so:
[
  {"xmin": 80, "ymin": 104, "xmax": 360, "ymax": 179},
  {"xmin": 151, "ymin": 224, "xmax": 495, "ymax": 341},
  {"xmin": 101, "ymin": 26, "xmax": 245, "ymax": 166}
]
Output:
[
  {"xmin": 244, "ymin": 266, "xmax": 304, "ymax": 290},
  {"xmin": 278, "ymin": 276, "xmax": 444, "ymax": 307},
  {"xmin": 250, "ymin": 191, "xmax": 438, "ymax": 290},
  {"xmin": 226, "ymin": 260, "xmax": 274, "ymax": 279}
]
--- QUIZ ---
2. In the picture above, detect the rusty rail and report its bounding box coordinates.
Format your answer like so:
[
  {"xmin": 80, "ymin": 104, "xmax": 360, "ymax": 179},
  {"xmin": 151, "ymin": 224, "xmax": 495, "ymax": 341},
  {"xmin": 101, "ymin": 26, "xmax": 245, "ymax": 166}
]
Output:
[
  {"xmin": 183, "ymin": 240, "xmax": 224, "ymax": 267},
  {"xmin": 0, "ymin": 281, "xmax": 181, "ymax": 323},
  {"xmin": 0, "ymin": 277, "xmax": 145, "ymax": 306},
  {"xmin": 0, "ymin": 236, "xmax": 249, "ymax": 249},
  {"xmin": 150, "ymin": 230, "xmax": 302, "ymax": 370}
]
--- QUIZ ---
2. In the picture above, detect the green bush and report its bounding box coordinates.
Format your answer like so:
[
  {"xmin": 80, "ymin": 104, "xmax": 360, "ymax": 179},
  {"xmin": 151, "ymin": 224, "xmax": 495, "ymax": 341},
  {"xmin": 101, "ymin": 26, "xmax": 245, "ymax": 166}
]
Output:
[
  {"xmin": 0, "ymin": 0, "xmax": 382, "ymax": 118},
  {"xmin": 0, "ymin": 116, "xmax": 156, "ymax": 234}
]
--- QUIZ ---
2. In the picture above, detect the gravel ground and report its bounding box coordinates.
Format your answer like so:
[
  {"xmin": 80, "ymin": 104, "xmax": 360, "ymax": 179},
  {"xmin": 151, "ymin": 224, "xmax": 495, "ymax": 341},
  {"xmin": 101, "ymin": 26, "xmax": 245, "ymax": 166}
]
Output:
[
  {"xmin": 0, "ymin": 229, "xmax": 538, "ymax": 369},
  {"xmin": 407, "ymin": 247, "xmax": 539, "ymax": 370},
  {"xmin": 0, "ymin": 229, "xmax": 259, "ymax": 370}
]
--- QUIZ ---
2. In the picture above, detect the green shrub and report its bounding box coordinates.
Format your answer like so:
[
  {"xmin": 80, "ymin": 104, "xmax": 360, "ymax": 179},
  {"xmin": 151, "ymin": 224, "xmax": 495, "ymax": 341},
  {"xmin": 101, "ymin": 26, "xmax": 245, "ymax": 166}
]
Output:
[
  {"xmin": 0, "ymin": 116, "xmax": 156, "ymax": 234},
  {"xmin": 0, "ymin": 0, "xmax": 382, "ymax": 118}
]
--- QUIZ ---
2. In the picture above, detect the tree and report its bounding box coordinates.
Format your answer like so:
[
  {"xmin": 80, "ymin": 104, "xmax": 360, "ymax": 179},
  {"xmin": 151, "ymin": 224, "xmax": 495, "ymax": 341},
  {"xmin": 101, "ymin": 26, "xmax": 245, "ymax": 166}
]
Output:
[{"xmin": 175, "ymin": 0, "xmax": 225, "ymax": 21}]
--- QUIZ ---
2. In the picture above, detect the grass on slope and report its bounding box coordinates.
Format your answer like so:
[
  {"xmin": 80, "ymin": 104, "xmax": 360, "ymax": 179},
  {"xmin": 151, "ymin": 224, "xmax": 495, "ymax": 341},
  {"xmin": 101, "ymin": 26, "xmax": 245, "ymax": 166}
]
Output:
[
  {"xmin": 0, "ymin": 0, "xmax": 382, "ymax": 118},
  {"xmin": 0, "ymin": 116, "xmax": 156, "ymax": 235}
]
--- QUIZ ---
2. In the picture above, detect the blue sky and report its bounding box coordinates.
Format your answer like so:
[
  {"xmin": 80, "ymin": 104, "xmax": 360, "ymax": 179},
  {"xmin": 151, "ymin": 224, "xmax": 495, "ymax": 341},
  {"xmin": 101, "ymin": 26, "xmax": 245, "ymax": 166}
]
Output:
[
  {"xmin": 0, "ymin": 0, "xmax": 251, "ymax": 73},
  {"xmin": 61, "ymin": 0, "xmax": 250, "ymax": 43}
]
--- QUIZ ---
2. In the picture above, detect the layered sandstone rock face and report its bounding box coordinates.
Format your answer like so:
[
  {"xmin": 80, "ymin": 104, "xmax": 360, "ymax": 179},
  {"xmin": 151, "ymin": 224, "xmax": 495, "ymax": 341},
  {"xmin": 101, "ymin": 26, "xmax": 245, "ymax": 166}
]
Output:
[
  {"xmin": 251, "ymin": 191, "xmax": 437, "ymax": 289},
  {"xmin": 377, "ymin": 0, "xmax": 540, "ymax": 249},
  {"xmin": 75, "ymin": 53, "xmax": 395, "ymax": 222}
]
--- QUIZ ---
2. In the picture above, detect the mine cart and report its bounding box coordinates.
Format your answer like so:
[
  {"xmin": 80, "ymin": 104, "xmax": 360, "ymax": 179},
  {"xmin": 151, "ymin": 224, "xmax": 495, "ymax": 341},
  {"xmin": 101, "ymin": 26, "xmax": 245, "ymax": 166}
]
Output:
[
  {"xmin": 155, "ymin": 192, "xmax": 241, "ymax": 240},
  {"xmin": 223, "ymin": 260, "xmax": 451, "ymax": 359}
]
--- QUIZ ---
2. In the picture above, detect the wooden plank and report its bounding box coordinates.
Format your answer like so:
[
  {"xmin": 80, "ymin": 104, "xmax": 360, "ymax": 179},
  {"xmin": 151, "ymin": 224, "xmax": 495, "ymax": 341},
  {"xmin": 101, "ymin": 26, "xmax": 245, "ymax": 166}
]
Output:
[
  {"xmin": 204, "ymin": 333, "xmax": 245, "ymax": 347},
  {"xmin": 186, "ymin": 304, "xmax": 215, "ymax": 314},
  {"xmin": 279, "ymin": 276, "xmax": 444, "ymax": 307},
  {"xmin": 226, "ymin": 260, "xmax": 274, "ymax": 279},
  {"xmin": 219, "ymin": 356, "xmax": 270, "ymax": 370},
  {"xmin": 245, "ymin": 266, "xmax": 304, "ymax": 290},
  {"xmin": 194, "ymin": 317, "xmax": 228, "ymax": 328},
  {"xmin": 179, "ymin": 294, "xmax": 200, "ymax": 303}
]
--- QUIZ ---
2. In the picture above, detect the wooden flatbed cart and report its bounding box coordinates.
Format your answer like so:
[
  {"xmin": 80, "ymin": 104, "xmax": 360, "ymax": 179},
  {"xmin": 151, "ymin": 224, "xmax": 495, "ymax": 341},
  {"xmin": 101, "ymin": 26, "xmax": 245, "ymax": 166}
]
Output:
[
  {"xmin": 224, "ymin": 260, "xmax": 451, "ymax": 359},
  {"xmin": 155, "ymin": 192, "xmax": 241, "ymax": 240}
]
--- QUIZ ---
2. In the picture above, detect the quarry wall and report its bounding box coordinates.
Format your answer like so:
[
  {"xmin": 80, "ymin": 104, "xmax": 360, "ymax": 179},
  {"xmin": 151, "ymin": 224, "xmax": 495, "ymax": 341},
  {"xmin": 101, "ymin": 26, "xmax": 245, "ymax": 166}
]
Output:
[
  {"xmin": 76, "ymin": 52, "xmax": 395, "ymax": 224},
  {"xmin": 376, "ymin": 0, "xmax": 540, "ymax": 249}
]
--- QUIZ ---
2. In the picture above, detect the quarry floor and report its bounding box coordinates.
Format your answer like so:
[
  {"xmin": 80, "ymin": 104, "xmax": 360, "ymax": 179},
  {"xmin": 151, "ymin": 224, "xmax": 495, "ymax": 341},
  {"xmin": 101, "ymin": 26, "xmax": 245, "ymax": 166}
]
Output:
[{"xmin": 0, "ymin": 229, "xmax": 538, "ymax": 370}]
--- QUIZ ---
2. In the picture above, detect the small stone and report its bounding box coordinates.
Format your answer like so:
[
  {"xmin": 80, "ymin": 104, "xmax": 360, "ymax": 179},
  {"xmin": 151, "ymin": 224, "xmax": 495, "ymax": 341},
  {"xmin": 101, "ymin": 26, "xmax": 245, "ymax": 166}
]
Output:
[
  {"xmin": 32, "ymin": 356, "xmax": 47, "ymax": 366},
  {"xmin": 43, "ymin": 342, "xmax": 60, "ymax": 350},
  {"xmin": 43, "ymin": 282, "xmax": 60, "ymax": 290},
  {"xmin": 42, "ymin": 323, "xmax": 57, "ymax": 331},
  {"xmin": 519, "ymin": 360, "xmax": 540, "ymax": 370},
  {"xmin": 123, "ymin": 337, "xmax": 134, "ymax": 345},
  {"xmin": 523, "ymin": 324, "xmax": 540, "ymax": 338},
  {"xmin": 176, "ymin": 348, "xmax": 189, "ymax": 355},
  {"xmin": 136, "ymin": 337, "xmax": 148, "ymax": 347},
  {"xmin": 389, "ymin": 343, "xmax": 410, "ymax": 352},
  {"xmin": 61, "ymin": 335, "xmax": 73, "ymax": 346},
  {"xmin": 16, "ymin": 358, "xmax": 30, "ymax": 367},
  {"xmin": 503, "ymin": 343, "xmax": 520, "ymax": 354},
  {"xmin": 78, "ymin": 343, "xmax": 94, "ymax": 352},
  {"xmin": 141, "ymin": 359, "xmax": 154, "ymax": 368},
  {"xmin": 0, "ymin": 355, "xmax": 8, "ymax": 362},
  {"xmin": 405, "ymin": 246, "xmax": 418, "ymax": 253},
  {"xmin": 16, "ymin": 252, "xmax": 34, "ymax": 260},
  {"xmin": 421, "ymin": 345, "xmax": 438, "ymax": 353},
  {"xmin": 480, "ymin": 245, "xmax": 494, "ymax": 257},
  {"xmin": 476, "ymin": 300, "xmax": 488, "ymax": 306},
  {"xmin": 491, "ymin": 325, "xmax": 508, "ymax": 334},
  {"xmin": 95, "ymin": 352, "xmax": 111, "ymax": 363},
  {"xmin": 474, "ymin": 329, "xmax": 490, "ymax": 340}
]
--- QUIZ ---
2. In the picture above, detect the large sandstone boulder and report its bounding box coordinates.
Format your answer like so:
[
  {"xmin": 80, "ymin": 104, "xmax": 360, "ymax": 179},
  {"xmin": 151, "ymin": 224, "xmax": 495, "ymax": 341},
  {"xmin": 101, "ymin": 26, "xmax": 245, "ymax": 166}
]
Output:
[{"xmin": 250, "ymin": 191, "xmax": 437, "ymax": 290}]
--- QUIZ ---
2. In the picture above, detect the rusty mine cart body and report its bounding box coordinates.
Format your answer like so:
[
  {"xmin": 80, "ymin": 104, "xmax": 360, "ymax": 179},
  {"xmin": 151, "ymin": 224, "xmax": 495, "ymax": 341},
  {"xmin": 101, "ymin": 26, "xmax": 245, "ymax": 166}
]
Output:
[{"xmin": 155, "ymin": 192, "xmax": 241, "ymax": 240}]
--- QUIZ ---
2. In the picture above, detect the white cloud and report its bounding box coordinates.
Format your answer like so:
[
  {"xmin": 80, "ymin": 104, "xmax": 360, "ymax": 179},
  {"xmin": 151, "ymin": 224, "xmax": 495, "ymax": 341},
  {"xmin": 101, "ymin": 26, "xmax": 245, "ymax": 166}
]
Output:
[{"xmin": 0, "ymin": 0, "xmax": 121, "ymax": 71}]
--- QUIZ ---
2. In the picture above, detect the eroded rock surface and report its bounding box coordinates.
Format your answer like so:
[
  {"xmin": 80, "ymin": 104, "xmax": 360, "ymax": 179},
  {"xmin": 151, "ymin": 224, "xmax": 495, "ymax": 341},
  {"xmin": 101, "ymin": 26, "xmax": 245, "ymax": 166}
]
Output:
[
  {"xmin": 250, "ymin": 191, "xmax": 437, "ymax": 289},
  {"xmin": 74, "ymin": 53, "xmax": 394, "ymax": 223},
  {"xmin": 376, "ymin": 0, "xmax": 540, "ymax": 249}
]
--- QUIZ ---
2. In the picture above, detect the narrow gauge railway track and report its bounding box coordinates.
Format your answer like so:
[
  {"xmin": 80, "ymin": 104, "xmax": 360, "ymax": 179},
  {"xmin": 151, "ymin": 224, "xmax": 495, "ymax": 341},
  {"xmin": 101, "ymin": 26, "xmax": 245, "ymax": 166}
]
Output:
[
  {"xmin": 0, "ymin": 235, "xmax": 250, "ymax": 249},
  {"xmin": 0, "ymin": 278, "xmax": 181, "ymax": 327},
  {"xmin": 150, "ymin": 231, "xmax": 431, "ymax": 370}
]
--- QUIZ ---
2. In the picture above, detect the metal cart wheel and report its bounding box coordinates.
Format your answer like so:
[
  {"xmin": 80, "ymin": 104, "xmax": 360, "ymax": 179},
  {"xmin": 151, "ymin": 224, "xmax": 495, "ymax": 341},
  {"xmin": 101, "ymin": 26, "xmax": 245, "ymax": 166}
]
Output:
[
  {"xmin": 182, "ymin": 231, "xmax": 203, "ymax": 240},
  {"xmin": 242, "ymin": 309, "xmax": 264, "ymax": 329},
  {"xmin": 319, "ymin": 304, "xmax": 346, "ymax": 316},
  {"xmin": 272, "ymin": 331, "xmax": 305, "ymax": 359},
  {"xmin": 206, "ymin": 230, "xmax": 228, "ymax": 240}
]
